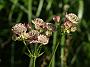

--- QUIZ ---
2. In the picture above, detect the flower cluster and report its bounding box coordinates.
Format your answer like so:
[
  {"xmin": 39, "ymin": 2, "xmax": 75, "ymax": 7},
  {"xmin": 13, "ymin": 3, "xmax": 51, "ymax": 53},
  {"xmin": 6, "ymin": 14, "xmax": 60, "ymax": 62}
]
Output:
[
  {"xmin": 62, "ymin": 13, "xmax": 79, "ymax": 33},
  {"xmin": 12, "ymin": 13, "xmax": 79, "ymax": 44},
  {"xmin": 12, "ymin": 18, "xmax": 55, "ymax": 45},
  {"xmin": 32, "ymin": 18, "xmax": 56, "ymax": 32}
]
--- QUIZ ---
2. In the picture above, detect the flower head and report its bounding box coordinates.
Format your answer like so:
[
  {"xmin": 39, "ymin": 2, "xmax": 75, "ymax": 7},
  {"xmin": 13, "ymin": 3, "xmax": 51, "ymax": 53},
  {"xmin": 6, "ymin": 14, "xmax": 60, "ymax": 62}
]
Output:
[
  {"xmin": 12, "ymin": 23, "xmax": 27, "ymax": 35},
  {"xmin": 27, "ymin": 33, "xmax": 49, "ymax": 45},
  {"xmin": 63, "ymin": 13, "xmax": 79, "ymax": 33},
  {"xmin": 32, "ymin": 18, "xmax": 46, "ymax": 30},
  {"xmin": 32, "ymin": 18, "xmax": 56, "ymax": 31},
  {"xmin": 65, "ymin": 13, "xmax": 79, "ymax": 24},
  {"xmin": 28, "ymin": 30, "xmax": 40, "ymax": 39},
  {"xmin": 37, "ymin": 35, "xmax": 49, "ymax": 45},
  {"xmin": 11, "ymin": 18, "xmax": 55, "ymax": 45}
]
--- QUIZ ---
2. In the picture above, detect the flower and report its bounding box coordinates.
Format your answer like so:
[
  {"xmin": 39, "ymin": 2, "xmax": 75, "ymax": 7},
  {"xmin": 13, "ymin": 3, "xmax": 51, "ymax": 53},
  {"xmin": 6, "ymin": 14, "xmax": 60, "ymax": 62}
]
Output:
[
  {"xmin": 38, "ymin": 35, "xmax": 49, "ymax": 45},
  {"xmin": 24, "ymin": 23, "xmax": 32, "ymax": 30},
  {"xmin": 53, "ymin": 16, "xmax": 60, "ymax": 22},
  {"xmin": 70, "ymin": 26, "xmax": 77, "ymax": 32},
  {"xmin": 17, "ymin": 32, "xmax": 29, "ymax": 41},
  {"xmin": 12, "ymin": 23, "xmax": 27, "ymax": 35},
  {"xmin": 32, "ymin": 18, "xmax": 56, "ymax": 32},
  {"xmin": 12, "ymin": 32, "xmax": 29, "ymax": 41},
  {"xmin": 45, "ymin": 23, "xmax": 56, "ymax": 32},
  {"xmin": 26, "ymin": 30, "xmax": 49, "ymax": 45},
  {"xmin": 32, "ymin": 18, "xmax": 46, "ymax": 30},
  {"xmin": 63, "ymin": 13, "xmax": 79, "ymax": 33},
  {"xmin": 27, "ymin": 33, "xmax": 49, "ymax": 45},
  {"xmin": 65, "ymin": 13, "xmax": 79, "ymax": 24},
  {"xmin": 28, "ymin": 30, "xmax": 40, "ymax": 40},
  {"xmin": 32, "ymin": 18, "xmax": 44, "ymax": 24},
  {"xmin": 11, "ymin": 18, "xmax": 55, "ymax": 45},
  {"xmin": 63, "ymin": 21, "xmax": 73, "ymax": 29}
]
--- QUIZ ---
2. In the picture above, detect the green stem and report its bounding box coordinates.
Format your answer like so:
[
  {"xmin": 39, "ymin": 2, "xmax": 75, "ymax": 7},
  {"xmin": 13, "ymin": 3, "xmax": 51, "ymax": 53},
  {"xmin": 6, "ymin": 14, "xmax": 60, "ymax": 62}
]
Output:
[
  {"xmin": 16, "ymin": 11, "xmax": 23, "ymax": 22},
  {"xmin": 29, "ymin": 44, "xmax": 37, "ymax": 67},
  {"xmin": 8, "ymin": 3, "xmax": 16, "ymax": 23},
  {"xmin": 36, "ymin": 0, "xmax": 44, "ymax": 17},
  {"xmin": 9, "ymin": 0, "xmax": 18, "ymax": 23},
  {"xmin": 29, "ymin": 57, "xmax": 36, "ymax": 67},
  {"xmin": 61, "ymin": 34, "xmax": 66, "ymax": 67},
  {"xmin": 28, "ymin": 0, "xmax": 32, "ymax": 22},
  {"xmin": 48, "ymin": 42, "xmax": 59, "ymax": 67},
  {"xmin": 33, "ymin": 57, "xmax": 36, "ymax": 67},
  {"xmin": 23, "ymin": 41, "xmax": 35, "ymax": 67},
  {"xmin": 17, "ymin": 3, "xmax": 28, "ymax": 13},
  {"xmin": 50, "ymin": 23, "xmax": 58, "ymax": 67},
  {"xmin": 23, "ymin": 41, "xmax": 31, "ymax": 55},
  {"xmin": 10, "ymin": 0, "xmax": 28, "ymax": 14},
  {"xmin": 46, "ymin": 0, "xmax": 53, "ymax": 10}
]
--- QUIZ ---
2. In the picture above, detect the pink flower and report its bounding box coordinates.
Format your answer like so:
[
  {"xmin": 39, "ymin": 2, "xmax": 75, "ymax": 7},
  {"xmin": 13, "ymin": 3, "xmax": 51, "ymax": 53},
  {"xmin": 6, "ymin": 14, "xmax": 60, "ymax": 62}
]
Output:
[
  {"xmin": 12, "ymin": 23, "xmax": 27, "ymax": 35},
  {"xmin": 63, "ymin": 13, "xmax": 79, "ymax": 33},
  {"xmin": 53, "ymin": 16, "xmax": 60, "ymax": 22},
  {"xmin": 27, "ymin": 32, "xmax": 49, "ymax": 45},
  {"xmin": 32, "ymin": 18, "xmax": 46, "ymax": 30},
  {"xmin": 65, "ymin": 13, "xmax": 79, "ymax": 24},
  {"xmin": 37, "ymin": 35, "xmax": 49, "ymax": 45}
]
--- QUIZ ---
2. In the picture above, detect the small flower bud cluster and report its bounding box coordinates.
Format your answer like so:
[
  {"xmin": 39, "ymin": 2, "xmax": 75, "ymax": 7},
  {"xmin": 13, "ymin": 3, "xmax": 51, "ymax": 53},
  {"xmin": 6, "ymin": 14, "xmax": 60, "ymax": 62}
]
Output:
[
  {"xmin": 12, "ymin": 18, "xmax": 56, "ymax": 45},
  {"xmin": 63, "ymin": 13, "xmax": 79, "ymax": 33}
]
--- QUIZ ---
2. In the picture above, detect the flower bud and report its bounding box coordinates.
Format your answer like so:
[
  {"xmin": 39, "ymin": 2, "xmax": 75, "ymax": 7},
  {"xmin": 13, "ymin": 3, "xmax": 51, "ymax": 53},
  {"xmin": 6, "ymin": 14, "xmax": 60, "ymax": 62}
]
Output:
[{"xmin": 53, "ymin": 16, "xmax": 60, "ymax": 22}]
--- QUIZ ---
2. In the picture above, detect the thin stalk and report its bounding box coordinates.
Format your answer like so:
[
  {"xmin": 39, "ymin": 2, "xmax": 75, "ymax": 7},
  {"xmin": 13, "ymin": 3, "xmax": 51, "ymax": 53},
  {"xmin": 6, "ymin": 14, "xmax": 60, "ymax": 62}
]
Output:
[
  {"xmin": 23, "ymin": 41, "xmax": 36, "ymax": 67},
  {"xmin": 46, "ymin": 0, "xmax": 53, "ymax": 10},
  {"xmin": 29, "ymin": 44, "xmax": 37, "ymax": 67},
  {"xmin": 61, "ymin": 34, "xmax": 66, "ymax": 67},
  {"xmin": 9, "ymin": 0, "xmax": 18, "ymax": 23},
  {"xmin": 36, "ymin": 0, "xmax": 44, "ymax": 17},
  {"xmin": 17, "ymin": 3, "xmax": 28, "ymax": 13},
  {"xmin": 48, "ymin": 42, "xmax": 59, "ymax": 67},
  {"xmin": 8, "ymin": 4, "xmax": 16, "ymax": 23},
  {"xmin": 28, "ymin": 0, "xmax": 32, "ymax": 22},
  {"xmin": 16, "ymin": 11, "xmax": 23, "ymax": 22},
  {"xmin": 10, "ymin": 0, "xmax": 28, "ymax": 14},
  {"xmin": 50, "ymin": 23, "xmax": 58, "ymax": 67},
  {"xmin": 23, "ymin": 41, "xmax": 31, "ymax": 54}
]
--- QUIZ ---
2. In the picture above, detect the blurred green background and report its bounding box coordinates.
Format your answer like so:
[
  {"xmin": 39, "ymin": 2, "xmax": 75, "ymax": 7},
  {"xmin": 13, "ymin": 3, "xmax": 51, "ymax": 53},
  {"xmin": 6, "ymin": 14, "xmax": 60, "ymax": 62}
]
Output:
[{"xmin": 0, "ymin": 0, "xmax": 90, "ymax": 67}]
